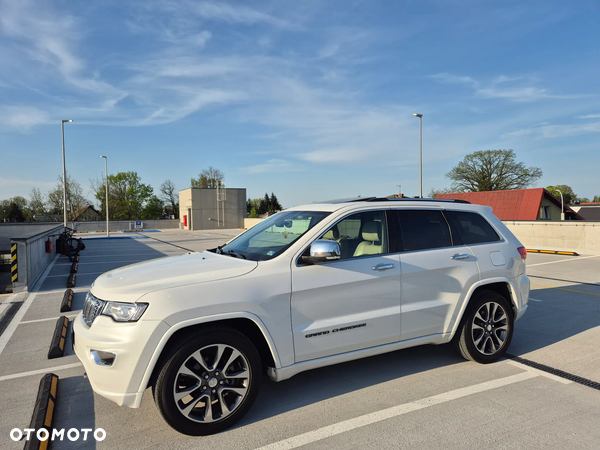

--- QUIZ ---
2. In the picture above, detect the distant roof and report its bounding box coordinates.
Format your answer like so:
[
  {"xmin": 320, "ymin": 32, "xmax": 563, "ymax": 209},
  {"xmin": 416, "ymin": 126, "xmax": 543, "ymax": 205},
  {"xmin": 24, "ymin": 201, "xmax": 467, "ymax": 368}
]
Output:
[
  {"xmin": 575, "ymin": 204, "xmax": 600, "ymax": 221},
  {"xmin": 436, "ymin": 188, "xmax": 584, "ymax": 220}
]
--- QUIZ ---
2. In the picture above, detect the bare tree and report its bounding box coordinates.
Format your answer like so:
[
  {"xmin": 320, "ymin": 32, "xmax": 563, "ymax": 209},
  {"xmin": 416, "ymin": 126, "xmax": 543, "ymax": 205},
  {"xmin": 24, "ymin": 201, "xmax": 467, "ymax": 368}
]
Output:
[
  {"xmin": 160, "ymin": 179, "xmax": 179, "ymax": 218},
  {"xmin": 191, "ymin": 166, "xmax": 224, "ymax": 188}
]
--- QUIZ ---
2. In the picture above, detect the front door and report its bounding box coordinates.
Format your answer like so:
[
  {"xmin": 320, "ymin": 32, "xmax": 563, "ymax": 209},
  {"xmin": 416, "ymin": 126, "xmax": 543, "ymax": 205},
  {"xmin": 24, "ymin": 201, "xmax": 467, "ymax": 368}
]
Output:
[{"xmin": 290, "ymin": 210, "xmax": 401, "ymax": 362}]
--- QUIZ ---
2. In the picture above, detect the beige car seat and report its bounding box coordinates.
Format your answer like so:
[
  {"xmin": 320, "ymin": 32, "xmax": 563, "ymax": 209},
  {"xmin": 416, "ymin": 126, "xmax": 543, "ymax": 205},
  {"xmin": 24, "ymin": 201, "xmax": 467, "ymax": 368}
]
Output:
[{"xmin": 353, "ymin": 221, "xmax": 383, "ymax": 257}]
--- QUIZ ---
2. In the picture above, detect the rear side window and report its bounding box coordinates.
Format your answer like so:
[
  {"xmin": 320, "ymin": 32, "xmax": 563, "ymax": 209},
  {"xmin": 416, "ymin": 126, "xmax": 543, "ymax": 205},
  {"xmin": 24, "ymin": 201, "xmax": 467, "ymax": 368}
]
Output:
[
  {"xmin": 393, "ymin": 210, "xmax": 452, "ymax": 251},
  {"xmin": 445, "ymin": 211, "xmax": 500, "ymax": 245}
]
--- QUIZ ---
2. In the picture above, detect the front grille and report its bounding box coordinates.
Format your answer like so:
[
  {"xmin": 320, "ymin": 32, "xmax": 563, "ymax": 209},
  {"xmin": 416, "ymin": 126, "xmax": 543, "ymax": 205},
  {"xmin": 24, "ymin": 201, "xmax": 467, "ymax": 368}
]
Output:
[{"xmin": 82, "ymin": 292, "xmax": 105, "ymax": 326}]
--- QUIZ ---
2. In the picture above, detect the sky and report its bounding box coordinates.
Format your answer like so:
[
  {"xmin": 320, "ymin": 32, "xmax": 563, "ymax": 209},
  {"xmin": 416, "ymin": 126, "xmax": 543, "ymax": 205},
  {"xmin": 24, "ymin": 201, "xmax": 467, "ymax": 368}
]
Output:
[{"xmin": 0, "ymin": 0, "xmax": 599, "ymax": 209}]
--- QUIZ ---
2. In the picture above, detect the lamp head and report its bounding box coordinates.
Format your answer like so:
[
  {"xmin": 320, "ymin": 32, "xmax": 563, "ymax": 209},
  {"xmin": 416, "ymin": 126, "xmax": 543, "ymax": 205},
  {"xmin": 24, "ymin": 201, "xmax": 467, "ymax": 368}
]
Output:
[
  {"xmin": 413, "ymin": 113, "xmax": 422, "ymax": 118},
  {"xmin": 62, "ymin": 119, "xmax": 73, "ymax": 123}
]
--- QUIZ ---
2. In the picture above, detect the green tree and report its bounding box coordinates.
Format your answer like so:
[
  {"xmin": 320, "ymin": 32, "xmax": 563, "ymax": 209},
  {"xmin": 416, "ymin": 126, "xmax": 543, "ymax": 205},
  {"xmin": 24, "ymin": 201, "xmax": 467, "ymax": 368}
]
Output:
[
  {"xmin": 428, "ymin": 187, "xmax": 455, "ymax": 197},
  {"xmin": 593, "ymin": 195, "xmax": 600, "ymax": 203},
  {"xmin": 159, "ymin": 180, "xmax": 179, "ymax": 218},
  {"xmin": 546, "ymin": 185, "xmax": 578, "ymax": 205},
  {"xmin": 446, "ymin": 149, "xmax": 542, "ymax": 192},
  {"xmin": 6, "ymin": 201, "xmax": 26, "ymax": 222},
  {"xmin": 141, "ymin": 195, "xmax": 165, "ymax": 219},
  {"xmin": 249, "ymin": 208, "xmax": 259, "ymax": 218},
  {"xmin": 190, "ymin": 166, "xmax": 224, "ymax": 188},
  {"xmin": 269, "ymin": 192, "xmax": 282, "ymax": 211},
  {"xmin": 93, "ymin": 171, "xmax": 153, "ymax": 220}
]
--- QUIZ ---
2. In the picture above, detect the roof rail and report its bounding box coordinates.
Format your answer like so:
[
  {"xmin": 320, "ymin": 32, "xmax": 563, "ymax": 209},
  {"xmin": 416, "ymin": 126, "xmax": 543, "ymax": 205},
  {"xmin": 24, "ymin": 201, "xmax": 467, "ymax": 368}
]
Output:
[{"xmin": 364, "ymin": 197, "xmax": 471, "ymax": 204}]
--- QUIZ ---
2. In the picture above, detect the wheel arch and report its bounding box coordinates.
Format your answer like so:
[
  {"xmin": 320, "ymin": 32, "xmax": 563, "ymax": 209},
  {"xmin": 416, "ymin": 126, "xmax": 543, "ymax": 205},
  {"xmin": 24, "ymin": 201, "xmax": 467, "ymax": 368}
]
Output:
[
  {"xmin": 140, "ymin": 313, "xmax": 279, "ymax": 394},
  {"xmin": 450, "ymin": 278, "xmax": 517, "ymax": 338}
]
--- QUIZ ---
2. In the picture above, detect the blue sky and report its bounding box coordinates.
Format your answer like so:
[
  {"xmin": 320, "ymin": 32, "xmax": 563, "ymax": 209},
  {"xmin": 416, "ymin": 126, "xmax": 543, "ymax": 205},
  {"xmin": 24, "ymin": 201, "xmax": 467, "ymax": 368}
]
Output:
[{"xmin": 1, "ymin": 0, "xmax": 599, "ymax": 208}]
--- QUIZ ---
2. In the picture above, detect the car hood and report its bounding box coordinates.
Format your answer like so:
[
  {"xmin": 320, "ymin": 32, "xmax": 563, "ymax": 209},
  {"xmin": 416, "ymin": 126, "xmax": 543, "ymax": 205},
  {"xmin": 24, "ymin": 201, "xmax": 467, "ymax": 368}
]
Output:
[{"xmin": 90, "ymin": 251, "xmax": 258, "ymax": 303}]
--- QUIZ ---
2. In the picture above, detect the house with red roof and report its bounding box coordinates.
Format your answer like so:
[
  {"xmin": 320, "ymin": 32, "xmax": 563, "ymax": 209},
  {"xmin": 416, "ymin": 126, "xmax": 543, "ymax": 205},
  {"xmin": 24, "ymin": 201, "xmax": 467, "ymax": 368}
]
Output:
[{"xmin": 435, "ymin": 188, "xmax": 584, "ymax": 221}]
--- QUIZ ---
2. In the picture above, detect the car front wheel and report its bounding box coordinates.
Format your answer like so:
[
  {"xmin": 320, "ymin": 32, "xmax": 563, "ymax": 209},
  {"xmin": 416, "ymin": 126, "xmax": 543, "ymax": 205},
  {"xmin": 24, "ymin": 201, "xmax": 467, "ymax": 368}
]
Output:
[
  {"xmin": 154, "ymin": 328, "xmax": 262, "ymax": 435},
  {"xmin": 454, "ymin": 291, "xmax": 514, "ymax": 363}
]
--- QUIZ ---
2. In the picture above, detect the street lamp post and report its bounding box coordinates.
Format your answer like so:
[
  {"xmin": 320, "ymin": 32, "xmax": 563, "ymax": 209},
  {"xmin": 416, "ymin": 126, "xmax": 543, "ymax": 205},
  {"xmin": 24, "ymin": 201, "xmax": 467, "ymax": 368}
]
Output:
[
  {"xmin": 412, "ymin": 113, "xmax": 423, "ymax": 198},
  {"xmin": 556, "ymin": 189, "xmax": 564, "ymax": 220},
  {"xmin": 61, "ymin": 119, "xmax": 73, "ymax": 227},
  {"xmin": 100, "ymin": 156, "xmax": 109, "ymax": 236}
]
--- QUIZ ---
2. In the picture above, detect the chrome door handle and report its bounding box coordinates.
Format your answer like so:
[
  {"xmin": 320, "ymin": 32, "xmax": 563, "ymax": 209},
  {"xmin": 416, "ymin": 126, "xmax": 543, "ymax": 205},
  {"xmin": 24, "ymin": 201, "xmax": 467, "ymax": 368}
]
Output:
[
  {"xmin": 372, "ymin": 264, "xmax": 395, "ymax": 270},
  {"xmin": 451, "ymin": 254, "xmax": 470, "ymax": 260}
]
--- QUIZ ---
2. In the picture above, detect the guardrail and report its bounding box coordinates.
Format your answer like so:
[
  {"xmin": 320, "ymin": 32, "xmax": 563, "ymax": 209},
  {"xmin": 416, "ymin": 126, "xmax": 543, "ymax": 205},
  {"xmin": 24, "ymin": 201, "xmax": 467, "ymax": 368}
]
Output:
[{"xmin": 11, "ymin": 225, "xmax": 62, "ymax": 293}]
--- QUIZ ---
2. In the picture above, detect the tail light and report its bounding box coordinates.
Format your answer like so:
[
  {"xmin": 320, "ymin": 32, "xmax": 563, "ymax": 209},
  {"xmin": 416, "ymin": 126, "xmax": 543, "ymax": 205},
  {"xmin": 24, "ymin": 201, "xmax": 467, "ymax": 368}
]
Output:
[{"xmin": 517, "ymin": 247, "xmax": 527, "ymax": 260}]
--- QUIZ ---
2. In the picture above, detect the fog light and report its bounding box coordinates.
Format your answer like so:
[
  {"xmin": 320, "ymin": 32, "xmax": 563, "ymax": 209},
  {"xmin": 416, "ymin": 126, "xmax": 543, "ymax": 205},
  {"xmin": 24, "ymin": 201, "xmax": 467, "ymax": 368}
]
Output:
[{"xmin": 91, "ymin": 350, "xmax": 116, "ymax": 367}]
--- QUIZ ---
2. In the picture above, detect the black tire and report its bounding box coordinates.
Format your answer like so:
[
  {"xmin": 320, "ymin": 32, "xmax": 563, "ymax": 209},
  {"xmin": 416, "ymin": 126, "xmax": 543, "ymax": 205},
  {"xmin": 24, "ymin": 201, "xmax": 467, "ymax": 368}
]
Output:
[
  {"xmin": 154, "ymin": 328, "xmax": 262, "ymax": 436},
  {"xmin": 453, "ymin": 290, "xmax": 514, "ymax": 363}
]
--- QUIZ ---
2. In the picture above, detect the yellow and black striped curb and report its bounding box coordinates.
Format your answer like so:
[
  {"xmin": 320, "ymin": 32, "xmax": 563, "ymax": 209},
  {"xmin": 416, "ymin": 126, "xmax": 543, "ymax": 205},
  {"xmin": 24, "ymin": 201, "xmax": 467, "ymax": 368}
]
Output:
[
  {"xmin": 60, "ymin": 289, "xmax": 74, "ymax": 313},
  {"xmin": 70, "ymin": 261, "xmax": 78, "ymax": 274},
  {"xmin": 11, "ymin": 243, "xmax": 17, "ymax": 283},
  {"xmin": 23, "ymin": 373, "xmax": 59, "ymax": 450},
  {"xmin": 66, "ymin": 273, "xmax": 76, "ymax": 289},
  {"xmin": 48, "ymin": 317, "xmax": 69, "ymax": 359},
  {"xmin": 527, "ymin": 249, "xmax": 579, "ymax": 256}
]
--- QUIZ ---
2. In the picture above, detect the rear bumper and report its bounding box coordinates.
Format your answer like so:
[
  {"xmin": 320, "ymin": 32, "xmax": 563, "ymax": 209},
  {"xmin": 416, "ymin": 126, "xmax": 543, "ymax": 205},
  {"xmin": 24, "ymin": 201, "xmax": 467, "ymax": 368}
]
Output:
[{"xmin": 515, "ymin": 275, "xmax": 530, "ymax": 321}]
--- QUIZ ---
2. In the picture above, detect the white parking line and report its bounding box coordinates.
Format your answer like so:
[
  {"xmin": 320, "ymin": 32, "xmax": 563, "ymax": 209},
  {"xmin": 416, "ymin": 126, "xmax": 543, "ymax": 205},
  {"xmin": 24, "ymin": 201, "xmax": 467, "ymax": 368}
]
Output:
[
  {"xmin": 528, "ymin": 254, "xmax": 600, "ymax": 267},
  {"xmin": 0, "ymin": 363, "xmax": 83, "ymax": 381},
  {"xmin": 20, "ymin": 315, "xmax": 78, "ymax": 325},
  {"xmin": 529, "ymin": 298, "xmax": 543, "ymax": 302},
  {"xmin": 256, "ymin": 371, "xmax": 538, "ymax": 450}
]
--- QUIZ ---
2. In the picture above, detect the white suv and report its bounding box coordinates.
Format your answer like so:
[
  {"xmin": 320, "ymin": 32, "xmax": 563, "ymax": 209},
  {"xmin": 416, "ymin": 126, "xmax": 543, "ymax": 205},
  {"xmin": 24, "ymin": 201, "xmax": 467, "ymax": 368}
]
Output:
[{"xmin": 73, "ymin": 198, "xmax": 529, "ymax": 435}]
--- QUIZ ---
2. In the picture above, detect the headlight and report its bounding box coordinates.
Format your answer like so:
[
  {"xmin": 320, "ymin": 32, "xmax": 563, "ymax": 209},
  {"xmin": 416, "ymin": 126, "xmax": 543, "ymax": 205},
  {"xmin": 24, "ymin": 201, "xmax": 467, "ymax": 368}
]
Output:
[{"xmin": 101, "ymin": 302, "xmax": 148, "ymax": 322}]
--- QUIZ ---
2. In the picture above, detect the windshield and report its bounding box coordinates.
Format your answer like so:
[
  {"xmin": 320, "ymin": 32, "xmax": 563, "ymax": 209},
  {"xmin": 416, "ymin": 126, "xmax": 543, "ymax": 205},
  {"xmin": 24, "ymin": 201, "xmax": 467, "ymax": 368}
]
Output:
[{"xmin": 220, "ymin": 210, "xmax": 330, "ymax": 261}]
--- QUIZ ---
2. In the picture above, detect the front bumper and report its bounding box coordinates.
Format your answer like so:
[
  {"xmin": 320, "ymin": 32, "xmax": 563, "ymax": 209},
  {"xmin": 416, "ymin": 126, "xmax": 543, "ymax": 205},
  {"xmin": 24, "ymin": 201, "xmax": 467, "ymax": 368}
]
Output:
[{"xmin": 73, "ymin": 312, "xmax": 169, "ymax": 408}]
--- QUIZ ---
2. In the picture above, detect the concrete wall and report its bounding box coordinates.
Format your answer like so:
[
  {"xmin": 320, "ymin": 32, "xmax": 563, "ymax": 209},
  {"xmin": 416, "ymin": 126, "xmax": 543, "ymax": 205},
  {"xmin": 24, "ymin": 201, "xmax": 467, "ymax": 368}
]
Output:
[
  {"xmin": 179, "ymin": 188, "xmax": 246, "ymax": 230},
  {"xmin": 11, "ymin": 225, "xmax": 62, "ymax": 293},
  {"xmin": 503, "ymin": 221, "xmax": 600, "ymax": 253},
  {"xmin": 71, "ymin": 219, "xmax": 180, "ymax": 233},
  {"xmin": 244, "ymin": 218, "xmax": 264, "ymax": 229},
  {"xmin": 0, "ymin": 223, "xmax": 60, "ymax": 252}
]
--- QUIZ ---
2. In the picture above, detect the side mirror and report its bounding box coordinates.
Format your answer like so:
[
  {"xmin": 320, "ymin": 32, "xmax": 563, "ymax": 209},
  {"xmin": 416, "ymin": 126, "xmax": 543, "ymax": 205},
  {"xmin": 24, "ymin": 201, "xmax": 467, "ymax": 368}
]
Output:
[{"xmin": 301, "ymin": 240, "xmax": 341, "ymax": 264}]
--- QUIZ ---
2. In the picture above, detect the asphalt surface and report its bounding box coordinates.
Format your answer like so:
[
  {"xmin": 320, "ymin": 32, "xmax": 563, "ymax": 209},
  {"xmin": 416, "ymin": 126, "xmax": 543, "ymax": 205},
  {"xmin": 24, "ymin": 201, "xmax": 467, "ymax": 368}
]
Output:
[{"xmin": 0, "ymin": 230, "xmax": 599, "ymax": 449}]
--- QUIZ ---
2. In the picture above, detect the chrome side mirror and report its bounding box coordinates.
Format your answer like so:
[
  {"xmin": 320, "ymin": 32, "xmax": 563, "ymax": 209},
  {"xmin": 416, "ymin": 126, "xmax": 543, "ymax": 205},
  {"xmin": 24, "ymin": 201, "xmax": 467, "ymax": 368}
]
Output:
[{"xmin": 302, "ymin": 240, "xmax": 341, "ymax": 264}]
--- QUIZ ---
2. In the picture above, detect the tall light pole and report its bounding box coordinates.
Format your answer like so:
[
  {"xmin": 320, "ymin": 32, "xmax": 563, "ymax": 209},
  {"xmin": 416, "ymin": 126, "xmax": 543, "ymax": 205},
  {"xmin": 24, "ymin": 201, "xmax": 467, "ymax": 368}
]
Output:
[
  {"xmin": 412, "ymin": 113, "xmax": 423, "ymax": 198},
  {"xmin": 556, "ymin": 189, "xmax": 564, "ymax": 221},
  {"xmin": 61, "ymin": 119, "xmax": 73, "ymax": 227},
  {"xmin": 100, "ymin": 156, "xmax": 109, "ymax": 236}
]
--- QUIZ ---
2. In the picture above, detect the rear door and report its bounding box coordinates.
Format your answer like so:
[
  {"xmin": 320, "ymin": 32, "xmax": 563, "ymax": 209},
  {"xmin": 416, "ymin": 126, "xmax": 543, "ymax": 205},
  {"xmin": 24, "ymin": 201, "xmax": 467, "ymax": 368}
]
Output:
[{"xmin": 390, "ymin": 209, "xmax": 480, "ymax": 341}]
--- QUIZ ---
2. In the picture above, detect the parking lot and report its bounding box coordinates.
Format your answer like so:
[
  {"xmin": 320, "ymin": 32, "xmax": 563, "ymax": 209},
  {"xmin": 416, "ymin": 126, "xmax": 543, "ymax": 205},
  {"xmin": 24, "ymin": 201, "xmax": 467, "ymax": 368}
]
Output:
[{"xmin": 1, "ymin": 231, "xmax": 599, "ymax": 449}]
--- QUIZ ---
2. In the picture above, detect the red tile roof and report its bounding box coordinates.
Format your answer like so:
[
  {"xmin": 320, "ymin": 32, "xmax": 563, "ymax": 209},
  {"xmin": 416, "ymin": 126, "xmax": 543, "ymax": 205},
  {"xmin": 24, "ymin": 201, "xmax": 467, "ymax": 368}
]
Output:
[{"xmin": 436, "ymin": 188, "xmax": 584, "ymax": 220}]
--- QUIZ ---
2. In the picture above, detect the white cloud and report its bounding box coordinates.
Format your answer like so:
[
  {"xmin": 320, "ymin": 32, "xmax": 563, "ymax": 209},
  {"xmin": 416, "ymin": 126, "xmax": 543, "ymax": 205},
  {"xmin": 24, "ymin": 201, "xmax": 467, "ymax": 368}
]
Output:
[
  {"xmin": 0, "ymin": 106, "xmax": 50, "ymax": 131},
  {"xmin": 188, "ymin": 1, "xmax": 293, "ymax": 29},
  {"xmin": 504, "ymin": 121, "xmax": 600, "ymax": 139},
  {"xmin": 430, "ymin": 73, "xmax": 478, "ymax": 88},
  {"xmin": 240, "ymin": 159, "xmax": 300, "ymax": 174},
  {"xmin": 578, "ymin": 113, "xmax": 600, "ymax": 119},
  {"xmin": 431, "ymin": 72, "xmax": 582, "ymax": 103}
]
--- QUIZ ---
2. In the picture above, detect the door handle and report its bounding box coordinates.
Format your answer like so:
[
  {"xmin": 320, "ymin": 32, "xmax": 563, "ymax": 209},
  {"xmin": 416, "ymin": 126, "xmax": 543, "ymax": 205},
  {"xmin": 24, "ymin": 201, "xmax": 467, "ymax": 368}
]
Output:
[
  {"xmin": 451, "ymin": 254, "xmax": 470, "ymax": 260},
  {"xmin": 372, "ymin": 263, "xmax": 395, "ymax": 271}
]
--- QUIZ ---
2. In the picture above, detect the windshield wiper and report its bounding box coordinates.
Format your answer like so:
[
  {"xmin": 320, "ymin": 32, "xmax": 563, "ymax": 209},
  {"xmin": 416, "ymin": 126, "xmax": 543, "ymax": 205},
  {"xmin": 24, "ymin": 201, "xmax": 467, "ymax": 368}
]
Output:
[{"xmin": 221, "ymin": 249, "xmax": 246, "ymax": 259}]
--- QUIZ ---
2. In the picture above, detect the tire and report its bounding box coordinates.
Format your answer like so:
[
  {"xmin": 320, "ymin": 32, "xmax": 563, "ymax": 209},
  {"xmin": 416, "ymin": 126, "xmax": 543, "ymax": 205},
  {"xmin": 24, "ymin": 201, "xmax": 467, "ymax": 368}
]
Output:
[
  {"xmin": 154, "ymin": 328, "xmax": 262, "ymax": 436},
  {"xmin": 453, "ymin": 291, "xmax": 514, "ymax": 363}
]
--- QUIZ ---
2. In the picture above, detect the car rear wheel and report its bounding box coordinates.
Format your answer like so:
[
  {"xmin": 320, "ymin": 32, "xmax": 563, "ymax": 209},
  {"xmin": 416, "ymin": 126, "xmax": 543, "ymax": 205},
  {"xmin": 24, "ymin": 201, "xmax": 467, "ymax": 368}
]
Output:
[
  {"xmin": 454, "ymin": 291, "xmax": 514, "ymax": 363},
  {"xmin": 154, "ymin": 328, "xmax": 262, "ymax": 435}
]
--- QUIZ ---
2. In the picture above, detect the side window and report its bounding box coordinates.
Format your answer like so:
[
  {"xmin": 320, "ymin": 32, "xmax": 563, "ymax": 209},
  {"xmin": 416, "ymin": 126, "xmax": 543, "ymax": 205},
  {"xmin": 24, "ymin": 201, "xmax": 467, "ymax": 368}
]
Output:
[
  {"xmin": 394, "ymin": 210, "xmax": 452, "ymax": 251},
  {"xmin": 445, "ymin": 211, "xmax": 500, "ymax": 245},
  {"xmin": 320, "ymin": 211, "xmax": 388, "ymax": 259}
]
